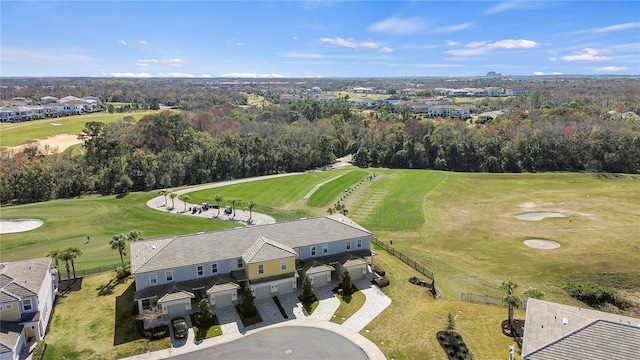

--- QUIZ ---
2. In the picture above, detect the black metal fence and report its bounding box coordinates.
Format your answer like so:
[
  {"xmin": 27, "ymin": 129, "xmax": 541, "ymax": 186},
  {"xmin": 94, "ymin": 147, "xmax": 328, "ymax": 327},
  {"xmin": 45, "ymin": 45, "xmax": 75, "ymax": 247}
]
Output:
[
  {"xmin": 460, "ymin": 292, "xmax": 505, "ymax": 307},
  {"xmin": 56, "ymin": 262, "xmax": 122, "ymax": 281},
  {"xmin": 372, "ymin": 237, "xmax": 434, "ymax": 279}
]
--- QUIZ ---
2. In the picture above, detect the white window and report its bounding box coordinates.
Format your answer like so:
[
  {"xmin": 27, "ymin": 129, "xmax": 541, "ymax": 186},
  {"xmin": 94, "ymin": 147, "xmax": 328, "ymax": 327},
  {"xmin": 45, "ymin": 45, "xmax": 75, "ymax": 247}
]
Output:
[
  {"xmin": 149, "ymin": 273, "xmax": 157, "ymax": 285},
  {"xmin": 22, "ymin": 299, "xmax": 32, "ymax": 311},
  {"xmin": 237, "ymin": 258, "xmax": 243, "ymax": 269},
  {"xmin": 165, "ymin": 271, "xmax": 173, "ymax": 282},
  {"xmin": 281, "ymin": 259, "xmax": 287, "ymax": 271},
  {"xmin": 322, "ymin": 244, "xmax": 328, "ymax": 255},
  {"xmin": 258, "ymin": 264, "xmax": 265, "ymax": 275},
  {"xmin": 211, "ymin": 263, "xmax": 218, "ymax": 274},
  {"xmin": 0, "ymin": 305, "xmax": 3, "ymax": 311},
  {"xmin": 357, "ymin": 238, "xmax": 363, "ymax": 248},
  {"xmin": 5, "ymin": 303, "xmax": 12, "ymax": 310},
  {"xmin": 311, "ymin": 246, "xmax": 317, "ymax": 256},
  {"xmin": 346, "ymin": 240, "xmax": 352, "ymax": 250},
  {"xmin": 197, "ymin": 265, "xmax": 204, "ymax": 276}
]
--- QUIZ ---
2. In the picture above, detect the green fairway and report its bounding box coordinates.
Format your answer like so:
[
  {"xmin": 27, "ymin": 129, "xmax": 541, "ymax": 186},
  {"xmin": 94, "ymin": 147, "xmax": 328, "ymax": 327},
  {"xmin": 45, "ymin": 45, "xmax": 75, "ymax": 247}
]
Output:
[
  {"xmin": 2, "ymin": 168, "xmax": 638, "ymax": 359},
  {"xmin": 0, "ymin": 111, "xmax": 160, "ymax": 147},
  {"xmin": 0, "ymin": 192, "xmax": 238, "ymax": 269}
]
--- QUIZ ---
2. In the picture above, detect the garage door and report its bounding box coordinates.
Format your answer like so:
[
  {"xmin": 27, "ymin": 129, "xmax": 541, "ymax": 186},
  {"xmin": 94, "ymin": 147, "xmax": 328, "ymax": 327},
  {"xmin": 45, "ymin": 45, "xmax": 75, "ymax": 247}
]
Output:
[
  {"xmin": 347, "ymin": 266, "xmax": 365, "ymax": 280},
  {"xmin": 311, "ymin": 273, "xmax": 329, "ymax": 288},
  {"xmin": 252, "ymin": 285, "xmax": 271, "ymax": 300},
  {"xmin": 166, "ymin": 303, "xmax": 186, "ymax": 319},
  {"xmin": 214, "ymin": 293, "xmax": 233, "ymax": 308},
  {"xmin": 277, "ymin": 280, "xmax": 294, "ymax": 296}
]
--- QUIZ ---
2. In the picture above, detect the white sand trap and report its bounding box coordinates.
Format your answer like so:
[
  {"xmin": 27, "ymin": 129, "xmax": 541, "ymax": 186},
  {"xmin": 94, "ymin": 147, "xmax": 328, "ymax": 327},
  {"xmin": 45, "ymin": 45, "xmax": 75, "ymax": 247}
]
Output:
[
  {"xmin": 515, "ymin": 212, "xmax": 567, "ymax": 221},
  {"xmin": 524, "ymin": 239, "xmax": 561, "ymax": 249},
  {"xmin": 0, "ymin": 219, "xmax": 44, "ymax": 234}
]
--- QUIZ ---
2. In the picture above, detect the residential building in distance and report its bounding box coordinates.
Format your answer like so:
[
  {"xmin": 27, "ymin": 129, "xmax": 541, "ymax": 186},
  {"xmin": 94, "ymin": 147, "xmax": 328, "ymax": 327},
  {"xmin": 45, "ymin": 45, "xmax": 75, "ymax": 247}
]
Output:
[
  {"xmin": 130, "ymin": 215, "xmax": 374, "ymax": 325},
  {"xmin": 0, "ymin": 258, "xmax": 56, "ymax": 360}
]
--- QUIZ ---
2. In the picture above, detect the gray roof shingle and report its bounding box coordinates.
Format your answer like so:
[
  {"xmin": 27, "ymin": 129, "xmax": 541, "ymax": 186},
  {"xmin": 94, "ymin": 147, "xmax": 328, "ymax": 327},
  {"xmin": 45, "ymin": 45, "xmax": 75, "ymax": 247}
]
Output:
[
  {"xmin": 131, "ymin": 216, "xmax": 371, "ymax": 274},
  {"xmin": 0, "ymin": 258, "xmax": 51, "ymax": 301},
  {"xmin": 242, "ymin": 236, "xmax": 297, "ymax": 264}
]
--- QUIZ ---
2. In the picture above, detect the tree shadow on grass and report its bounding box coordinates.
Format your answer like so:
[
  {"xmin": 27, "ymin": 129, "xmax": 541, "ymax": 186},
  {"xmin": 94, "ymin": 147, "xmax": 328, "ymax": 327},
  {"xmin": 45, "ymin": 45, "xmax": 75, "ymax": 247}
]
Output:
[
  {"xmin": 97, "ymin": 276, "xmax": 124, "ymax": 296},
  {"xmin": 114, "ymin": 281, "xmax": 143, "ymax": 346}
]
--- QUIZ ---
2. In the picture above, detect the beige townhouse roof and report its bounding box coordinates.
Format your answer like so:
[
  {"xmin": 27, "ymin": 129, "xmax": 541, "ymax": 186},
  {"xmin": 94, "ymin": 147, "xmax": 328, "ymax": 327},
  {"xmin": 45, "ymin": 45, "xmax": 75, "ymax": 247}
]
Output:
[
  {"xmin": 242, "ymin": 236, "xmax": 297, "ymax": 264},
  {"xmin": 130, "ymin": 216, "xmax": 371, "ymax": 275},
  {"xmin": 0, "ymin": 258, "xmax": 51, "ymax": 302}
]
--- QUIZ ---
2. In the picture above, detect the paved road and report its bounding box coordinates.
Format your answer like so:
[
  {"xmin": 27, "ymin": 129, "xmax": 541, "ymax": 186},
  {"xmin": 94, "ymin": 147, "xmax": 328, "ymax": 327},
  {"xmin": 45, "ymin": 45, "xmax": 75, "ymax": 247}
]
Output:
[{"xmin": 170, "ymin": 326, "xmax": 369, "ymax": 360}]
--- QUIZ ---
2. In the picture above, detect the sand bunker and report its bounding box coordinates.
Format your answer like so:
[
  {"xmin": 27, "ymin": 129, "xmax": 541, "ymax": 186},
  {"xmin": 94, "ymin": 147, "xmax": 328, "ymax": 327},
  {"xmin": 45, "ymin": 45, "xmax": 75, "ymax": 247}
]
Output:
[
  {"xmin": 0, "ymin": 219, "xmax": 44, "ymax": 234},
  {"xmin": 515, "ymin": 212, "xmax": 567, "ymax": 221},
  {"xmin": 523, "ymin": 239, "xmax": 561, "ymax": 249}
]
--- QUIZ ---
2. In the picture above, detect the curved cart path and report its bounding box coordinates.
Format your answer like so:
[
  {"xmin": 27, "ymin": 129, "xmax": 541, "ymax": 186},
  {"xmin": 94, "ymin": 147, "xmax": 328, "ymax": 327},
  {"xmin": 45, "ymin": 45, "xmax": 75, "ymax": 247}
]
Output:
[{"xmin": 146, "ymin": 173, "xmax": 305, "ymax": 226}]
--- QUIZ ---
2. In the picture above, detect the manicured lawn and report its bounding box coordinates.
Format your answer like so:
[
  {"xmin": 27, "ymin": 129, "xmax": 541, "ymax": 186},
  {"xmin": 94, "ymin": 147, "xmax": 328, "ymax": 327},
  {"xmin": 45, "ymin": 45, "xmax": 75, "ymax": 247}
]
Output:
[
  {"xmin": 3, "ymin": 168, "xmax": 639, "ymax": 359},
  {"xmin": 0, "ymin": 111, "xmax": 160, "ymax": 147},
  {"xmin": 0, "ymin": 192, "xmax": 238, "ymax": 269},
  {"xmin": 330, "ymin": 290, "xmax": 366, "ymax": 325},
  {"xmin": 43, "ymin": 273, "xmax": 171, "ymax": 360},
  {"xmin": 306, "ymin": 169, "xmax": 368, "ymax": 207},
  {"xmin": 190, "ymin": 314, "xmax": 223, "ymax": 341}
]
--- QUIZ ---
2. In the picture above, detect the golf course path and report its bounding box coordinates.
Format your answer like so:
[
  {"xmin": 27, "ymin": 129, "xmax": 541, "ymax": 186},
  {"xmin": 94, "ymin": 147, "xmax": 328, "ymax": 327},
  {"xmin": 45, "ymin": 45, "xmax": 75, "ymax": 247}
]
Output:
[{"xmin": 146, "ymin": 173, "xmax": 305, "ymax": 226}]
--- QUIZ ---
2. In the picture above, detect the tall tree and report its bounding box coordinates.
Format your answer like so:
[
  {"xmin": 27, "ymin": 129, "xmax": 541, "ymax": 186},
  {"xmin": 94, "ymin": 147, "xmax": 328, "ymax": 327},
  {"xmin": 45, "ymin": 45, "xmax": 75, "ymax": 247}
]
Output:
[
  {"xmin": 47, "ymin": 248, "xmax": 61, "ymax": 269},
  {"xmin": 169, "ymin": 192, "xmax": 177, "ymax": 209},
  {"xmin": 214, "ymin": 194, "xmax": 224, "ymax": 217},
  {"xmin": 58, "ymin": 250, "xmax": 72, "ymax": 289},
  {"xmin": 127, "ymin": 230, "xmax": 143, "ymax": 243},
  {"xmin": 231, "ymin": 198, "xmax": 241, "ymax": 218},
  {"xmin": 110, "ymin": 233, "xmax": 128, "ymax": 271},
  {"xmin": 501, "ymin": 280, "xmax": 522, "ymax": 332},
  {"xmin": 182, "ymin": 194, "xmax": 191, "ymax": 212},
  {"xmin": 248, "ymin": 201, "xmax": 256, "ymax": 221},
  {"xmin": 66, "ymin": 247, "xmax": 83, "ymax": 282}
]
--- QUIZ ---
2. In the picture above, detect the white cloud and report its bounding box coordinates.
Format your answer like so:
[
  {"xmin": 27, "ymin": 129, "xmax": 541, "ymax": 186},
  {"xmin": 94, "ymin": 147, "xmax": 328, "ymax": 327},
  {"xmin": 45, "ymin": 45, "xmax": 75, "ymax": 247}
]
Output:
[
  {"xmin": 104, "ymin": 72, "xmax": 152, "ymax": 78},
  {"xmin": 219, "ymin": 73, "xmax": 284, "ymax": 78},
  {"xmin": 164, "ymin": 58, "xmax": 187, "ymax": 67},
  {"xmin": 445, "ymin": 39, "xmax": 538, "ymax": 57},
  {"xmin": 561, "ymin": 48, "xmax": 609, "ymax": 61},
  {"xmin": 379, "ymin": 47, "xmax": 393, "ymax": 53},
  {"xmin": 484, "ymin": 2, "xmax": 524, "ymax": 14},
  {"xmin": 433, "ymin": 23, "xmax": 471, "ymax": 33},
  {"xmin": 466, "ymin": 41, "xmax": 487, "ymax": 48},
  {"xmin": 594, "ymin": 22, "xmax": 640, "ymax": 33},
  {"xmin": 595, "ymin": 66, "xmax": 628, "ymax": 72},
  {"xmin": 293, "ymin": 36, "xmax": 298, "ymax": 40},
  {"xmin": 139, "ymin": 40, "xmax": 148, "ymax": 45},
  {"xmin": 552, "ymin": 72, "xmax": 564, "ymax": 75},
  {"xmin": 2, "ymin": 47, "xmax": 94, "ymax": 66},
  {"xmin": 158, "ymin": 72, "xmax": 196, "ymax": 77},
  {"xmin": 321, "ymin": 37, "xmax": 379, "ymax": 50},
  {"xmin": 282, "ymin": 52, "xmax": 324, "ymax": 58},
  {"xmin": 119, "ymin": 40, "xmax": 128, "ymax": 46},
  {"xmin": 369, "ymin": 16, "xmax": 428, "ymax": 35},
  {"xmin": 533, "ymin": 71, "xmax": 544, "ymax": 75},
  {"xmin": 445, "ymin": 40, "xmax": 461, "ymax": 47},
  {"xmin": 136, "ymin": 58, "xmax": 187, "ymax": 68},
  {"xmin": 488, "ymin": 39, "xmax": 538, "ymax": 49}
]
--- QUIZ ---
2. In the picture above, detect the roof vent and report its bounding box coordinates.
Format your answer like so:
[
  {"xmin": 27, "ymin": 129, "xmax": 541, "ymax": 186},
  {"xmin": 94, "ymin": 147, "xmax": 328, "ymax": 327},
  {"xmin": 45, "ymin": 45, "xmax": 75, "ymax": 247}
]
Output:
[
  {"xmin": 562, "ymin": 317, "xmax": 568, "ymax": 325},
  {"xmin": 151, "ymin": 245, "xmax": 156, "ymax": 250}
]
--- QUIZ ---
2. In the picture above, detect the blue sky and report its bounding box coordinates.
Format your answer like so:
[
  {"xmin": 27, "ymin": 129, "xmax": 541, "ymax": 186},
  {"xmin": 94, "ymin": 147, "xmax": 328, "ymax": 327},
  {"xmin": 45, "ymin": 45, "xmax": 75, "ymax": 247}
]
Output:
[{"xmin": 2, "ymin": 1, "xmax": 639, "ymax": 77}]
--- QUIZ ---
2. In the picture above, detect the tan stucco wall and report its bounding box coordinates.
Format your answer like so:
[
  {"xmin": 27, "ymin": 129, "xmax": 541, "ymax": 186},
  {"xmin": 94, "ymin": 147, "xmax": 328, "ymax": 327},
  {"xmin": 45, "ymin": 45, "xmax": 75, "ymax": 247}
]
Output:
[
  {"xmin": 0, "ymin": 301, "xmax": 20, "ymax": 321},
  {"xmin": 246, "ymin": 256, "xmax": 295, "ymax": 280}
]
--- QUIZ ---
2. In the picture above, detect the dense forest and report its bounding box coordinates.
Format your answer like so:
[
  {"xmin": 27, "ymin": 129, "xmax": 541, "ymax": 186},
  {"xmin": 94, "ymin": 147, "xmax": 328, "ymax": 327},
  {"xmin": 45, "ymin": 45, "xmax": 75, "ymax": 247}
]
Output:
[{"xmin": 1, "ymin": 77, "xmax": 639, "ymax": 204}]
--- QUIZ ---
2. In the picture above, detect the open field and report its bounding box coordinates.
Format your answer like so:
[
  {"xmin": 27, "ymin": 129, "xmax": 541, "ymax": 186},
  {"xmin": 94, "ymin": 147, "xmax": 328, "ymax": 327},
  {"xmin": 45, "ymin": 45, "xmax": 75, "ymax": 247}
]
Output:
[
  {"xmin": 0, "ymin": 192, "xmax": 238, "ymax": 268},
  {"xmin": 43, "ymin": 273, "xmax": 171, "ymax": 360},
  {"xmin": 0, "ymin": 111, "xmax": 161, "ymax": 147},
  {"xmin": 2, "ymin": 168, "xmax": 639, "ymax": 359}
]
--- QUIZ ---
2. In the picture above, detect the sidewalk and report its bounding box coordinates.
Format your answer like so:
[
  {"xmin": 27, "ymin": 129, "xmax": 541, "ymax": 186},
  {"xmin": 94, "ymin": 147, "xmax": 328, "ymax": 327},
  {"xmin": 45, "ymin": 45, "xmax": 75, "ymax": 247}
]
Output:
[{"xmin": 121, "ymin": 280, "xmax": 391, "ymax": 360}]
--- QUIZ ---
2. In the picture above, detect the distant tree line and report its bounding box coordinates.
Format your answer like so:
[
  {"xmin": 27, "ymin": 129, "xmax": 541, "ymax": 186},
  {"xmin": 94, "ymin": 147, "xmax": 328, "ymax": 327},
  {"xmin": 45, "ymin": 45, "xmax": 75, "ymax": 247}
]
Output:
[{"xmin": 1, "ymin": 81, "xmax": 638, "ymax": 205}]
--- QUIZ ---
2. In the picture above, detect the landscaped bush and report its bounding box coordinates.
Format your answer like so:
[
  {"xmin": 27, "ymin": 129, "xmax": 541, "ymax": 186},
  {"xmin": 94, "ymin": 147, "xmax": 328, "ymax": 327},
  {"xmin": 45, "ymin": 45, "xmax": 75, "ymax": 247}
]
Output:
[
  {"xmin": 31, "ymin": 340, "xmax": 46, "ymax": 360},
  {"xmin": 139, "ymin": 324, "xmax": 169, "ymax": 340},
  {"xmin": 372, "ymin": 276, "xmax": 390, "ymax": 288},
  {"xmin": 373, "ymin": 264, "xmax": 386, "ymax": 276},
  {"xmin": 564, "ymin": 281, "xmax": 630, "ymax": 310}
]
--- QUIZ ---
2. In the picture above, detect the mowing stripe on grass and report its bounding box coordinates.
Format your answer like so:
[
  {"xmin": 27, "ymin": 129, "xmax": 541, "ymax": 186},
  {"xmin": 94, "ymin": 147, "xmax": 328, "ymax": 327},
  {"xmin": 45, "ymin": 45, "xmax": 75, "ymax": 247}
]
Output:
[{"xmin": 303, "ymin": 175, "xmax": 344, "ymax": 199}]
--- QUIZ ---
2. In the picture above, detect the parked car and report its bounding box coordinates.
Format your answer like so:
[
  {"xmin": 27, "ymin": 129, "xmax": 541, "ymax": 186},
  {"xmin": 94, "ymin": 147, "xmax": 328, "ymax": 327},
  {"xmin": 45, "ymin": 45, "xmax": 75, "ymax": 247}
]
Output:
[
  {"xmin": 171, "ymin": 317, "xmax": 188, "ymax": 339},
  {"xmin": 224, "ymin": 206, "xmax": 232, "ymax": 215}
]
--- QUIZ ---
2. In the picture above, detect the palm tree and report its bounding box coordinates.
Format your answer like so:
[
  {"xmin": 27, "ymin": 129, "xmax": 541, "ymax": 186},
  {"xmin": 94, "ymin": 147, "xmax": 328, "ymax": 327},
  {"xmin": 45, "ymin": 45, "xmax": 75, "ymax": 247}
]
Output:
[
  {"xmin": 169, "ymin": 192, "xmax": 177, "ymax": 209},
  {"xmin": 66, "ymin": 247, "xmax": 83, "ymax": 282},
  {"xmin": 524, "ymin": 287, "xmax": 544, "ymax": 300},
  {"xmin": 214, "ymin": 194, "xmax": 224, "ymax": 217},
  {"xmin": 231, "ymin": 198, "xmax": 241, "ymax": 218},
  {"xmin": 182, "ymin": 194, "xmax": 191, "ymax": 212},
  {"xmin": 111, "ymin": 233, "xmax": 128, "ymax": 271},
  {"xmin": 327, "ymin": 207, "xmax": 336, "ymax": 215},
  {"xmin": 47, "ymin": 248, "xmax": 62, "ymax": 268},
  {"xmin": 501, "ymin": 280, "xmax": 522, "ymax": 332},
  {"xmin": 159, "ymin": 189, "xmax": 168, "ymax": 206},
  {"xmin": 59, "ymin": 250, "xmax": 72, "ymax": 289},
  {"xmin": 127, "ymin": 230, "xmax": 143, "ymax": 243},
  {"xmin": 248, "ymin": 201, "xmax": 256, "ymax": 220}
]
